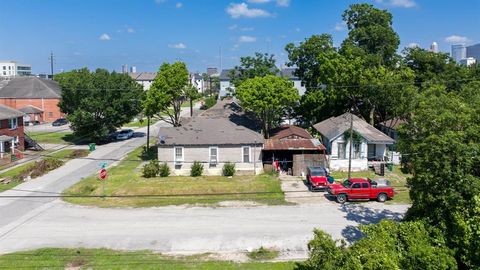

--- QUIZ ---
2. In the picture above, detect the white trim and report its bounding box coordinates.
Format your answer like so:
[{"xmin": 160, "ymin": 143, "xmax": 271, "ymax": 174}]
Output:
[
  {"xmin": 8, "ymin": 117, "xmax": 18, "ymax": 130},
  {"xmin": 174, "ymin": 146, "xmax": 184, "ymax": 164},
  {"xmin": 209, "ymin": 146, "xmax": 219, "ymax": 165},
  {"xmin": 242, "ymin": 146, "xmax": 251, "ymax": 163}
]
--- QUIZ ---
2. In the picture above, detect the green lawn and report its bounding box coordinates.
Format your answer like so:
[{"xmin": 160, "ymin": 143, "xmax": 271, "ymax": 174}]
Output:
[
  {"xmin": 330, "ymin": 165, "xmax": 411, "ymax": 204},
  {"xmin": 28, "ymin": 131, "xmax": 88, "ymax": 145},
  {"xmin": 64, "ymin": 146, "xmax": 286, "ymax": 208},
  {"xmin": 123, "ymin": 118, "xmax": 159, "ymax": 128},
  {"xmin": 0, "ymin": 248, "xmax": 295, "ymax": 270}
]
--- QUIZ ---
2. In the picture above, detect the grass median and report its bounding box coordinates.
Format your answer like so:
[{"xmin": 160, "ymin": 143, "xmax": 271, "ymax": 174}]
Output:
[
  {"xmin": 0, "ymin": 149, "xmax": 89, "ymax": 193},
  {"xmin": 27, "ymin": 131, "xmax": 88, "ymax": 145},
  {"xmin": 0, "ymin": 248, "xmax": 295, "ymax": 270},
  {"xmin": 64, "ymin": 146, "xmax": 286, "ymax": 208}
]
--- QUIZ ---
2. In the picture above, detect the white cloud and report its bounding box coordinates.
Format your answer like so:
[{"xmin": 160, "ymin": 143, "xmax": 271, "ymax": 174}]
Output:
[
  {"xmin": 334, "ymin": 21, "xmax": 347, "ymax": 31},
  {"xmin": 229, "ymin": 24, "xmax": 238, "ymax": 30},
  {"xmin": 239, "ymin": 35, "xmax": 257, "ymax": 43},
  {"xmin": 407, "ymin": 42, "xmax": 420, "ymax": 48},
  {"xmin": 226, "ymin": 3, "xmax": 271, "ymax": 18},
  {"xmin": 168, "ymin": 43, "xmax": 187, "ymax": 49},
  {"xmin": 99, "ymin": 33, "xmax": 111, "ymax": 41},
  {"xmin": 176, "ymin": 2, "xmax": 183, "ymax": 8},
  {"xmin": 247, "ymin": 0, "xmax": 290, "ymax": 7},
  {"xmin": 276, "ymin": 0, "xmax": 290, "ymax": 7},
  {"xmin": 248, "ymin": 0, "xmax": 270, "ymax": 3},
  {"xmin": 445, "ymin": 35, "xmax": 470, "ymax": 44},
  {"xmin": 375, "ymin": 0, "xmax": 416, "ymax": 8},
  {"xmin": 126, "ymin": 27, "xmax": 135, "ymax": 33}
]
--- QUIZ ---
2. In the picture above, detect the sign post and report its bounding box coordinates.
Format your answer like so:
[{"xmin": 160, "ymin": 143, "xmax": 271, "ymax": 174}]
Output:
[{"xmin": 98, "ymin": 166, "xmax": 108, "ymax": 199}]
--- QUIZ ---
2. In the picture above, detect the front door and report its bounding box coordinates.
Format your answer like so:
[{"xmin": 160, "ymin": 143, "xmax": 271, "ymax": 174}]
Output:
[{"xmin": 367, "ymin": 144, "xmax": 376, "ymax": 160}]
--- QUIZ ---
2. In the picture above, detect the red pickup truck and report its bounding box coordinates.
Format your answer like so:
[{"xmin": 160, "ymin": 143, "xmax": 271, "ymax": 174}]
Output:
[{"xmin": 327, "ymin": 178, "xmax": 395, "ymax": 204}]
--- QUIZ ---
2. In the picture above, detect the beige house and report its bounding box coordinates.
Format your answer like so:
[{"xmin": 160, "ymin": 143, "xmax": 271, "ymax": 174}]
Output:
[
  {"xmin": 314, "ymin": 113, "xmax": 395, "ymax": 171},
  {"xmin": 158, "ymin": 117, "xmax": 264, "ymax": 176}
]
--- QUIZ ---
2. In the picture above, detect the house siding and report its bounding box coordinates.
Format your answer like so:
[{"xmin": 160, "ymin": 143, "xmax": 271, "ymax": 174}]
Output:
[
  {"xmin": 0, "ymin": 98, "xmax": 63, "ymax": 122},
  {"xmin": 0, "ymin": 116, "xmax": 25, "ymax": 151},
  {"xmin": 158, "ymin": 144, "xmax": 263, "ymax": 176}
]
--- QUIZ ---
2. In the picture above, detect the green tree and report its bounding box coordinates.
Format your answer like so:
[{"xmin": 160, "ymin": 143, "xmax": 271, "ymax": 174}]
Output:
[
  {"xmin": 144, "ymin": 62, "xmax": 190, "ymax": 127},
  {"xmin": 235, "ymin": 75, "xmax": 299, "ymax": 138},
  {"xmin": 56, "ymin": 68, "xmax": 144, "ymax": 142},
  {"xmin": 340, "ymin": 3, "xmax": 400, "ymax": 67},
  {"xmin": 297, "ymin": 220, "xmax": 457, "ymax": 270},
  {"xmin": 230, "ymin": 52, "xmax": 279, "ymax": 87},
  {"xmin": 398, "ymin": 85, "xmax": 480, "ymax": 268}
]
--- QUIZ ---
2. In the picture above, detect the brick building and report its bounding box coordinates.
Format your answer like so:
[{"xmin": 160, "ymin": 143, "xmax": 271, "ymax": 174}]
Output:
[
  {"xmin": 0, "ymin": 104, "xmax": 25, "ymax": 157},
  {"xmin": 0, "ymin": 77, "xmax": 62, "ymax": 123}
]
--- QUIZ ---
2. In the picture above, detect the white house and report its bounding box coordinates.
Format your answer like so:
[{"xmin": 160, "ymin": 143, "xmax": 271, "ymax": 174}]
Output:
[
  {"xmin": 218, "ymin": 67, "xmax": 306, "ymax": 97},
  {"xmin": 190, "ymin": 73, "xmax": 205, "ymax": 93},
  {"xmin": 313, "ymin": 113, "xmax": 395, "ymax": 171},
  {"xmin": 158, "ymin": 117, "xmax": 264, "ymax": 176},
  {"xmin": 128, "ymin": 72, "xmax": 157, "ymax": 90}
]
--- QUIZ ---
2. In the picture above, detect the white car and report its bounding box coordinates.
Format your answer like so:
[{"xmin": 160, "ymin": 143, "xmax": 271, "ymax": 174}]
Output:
[{"xmin": 116, "ymin": 129, "xmax": 134, "ymax": 140}]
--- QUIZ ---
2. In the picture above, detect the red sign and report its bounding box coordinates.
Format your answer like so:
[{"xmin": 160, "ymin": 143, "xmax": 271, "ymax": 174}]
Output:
[{"xmin": 99, "ymin": 168, "xmax": 108, "ymax": 180}]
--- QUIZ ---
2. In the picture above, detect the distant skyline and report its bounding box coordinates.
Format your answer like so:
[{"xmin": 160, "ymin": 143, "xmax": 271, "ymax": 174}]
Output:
[{"xmin": 0, "ymin": 0, "xmax": 479, "ymax": 74}]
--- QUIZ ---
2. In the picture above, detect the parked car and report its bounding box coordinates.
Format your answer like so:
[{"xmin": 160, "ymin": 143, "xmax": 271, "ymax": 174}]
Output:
[
  {"xmin": 306, "ymin": 166, "xmax": 329, "ymax": 191},
  {"xmin": 116, "ymin": 129, "xmax": 134, "ymax": 140},
  {"xmin": 327, "ymin": 178, "xmax": 395, "ymax": 204},
  {"xmin": 52, "ymin": 118, "xmax": 68, "ymax": 126}
]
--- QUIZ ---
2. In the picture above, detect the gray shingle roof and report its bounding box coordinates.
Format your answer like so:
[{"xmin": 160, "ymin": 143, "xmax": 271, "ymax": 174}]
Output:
[
  {"xmin": 158, "ymin": 117, "xmax": 264, "ymax": 146},
  {"xmin": 0, "ymin": 77, "xmax": 61, "ymax": 99},
  {"xmin": 219, "ymin": 69, "xmax": 234, "ymax": 81},
  {"xmin": 0, "ymin": 104, "xmax": 25, "ymax": 120},
  {"xmin": 18, "ymin": 105, "xmax": 43, "ymax": 114},
  {"xmin": 128, "ymin": 72, "xmax": 157, "ymax": 81},
  {"xmin": 313, "ymin": 113, "xmax": 395, "ymax": 144}
]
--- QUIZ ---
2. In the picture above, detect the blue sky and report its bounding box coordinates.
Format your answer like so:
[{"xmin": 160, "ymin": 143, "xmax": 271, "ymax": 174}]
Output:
[{"xmin": 0, "ymin": 0, "xmax": 478, "ymax": 74}]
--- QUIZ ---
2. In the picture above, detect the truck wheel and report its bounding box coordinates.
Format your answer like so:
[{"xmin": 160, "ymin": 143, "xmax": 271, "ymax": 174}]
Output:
[
  {"xmin": 377, "ymin": 193, "xmax": 387, "ymax": 202},
  {"xmin": 336, "ymin": 194, "xmax": 347, "ymax": 204}
]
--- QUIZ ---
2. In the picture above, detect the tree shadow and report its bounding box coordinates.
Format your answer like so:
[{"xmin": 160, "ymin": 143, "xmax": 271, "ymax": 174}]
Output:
[{"xmin": 340, "ymin": 203, "xmax": 404, "ymax": 243}]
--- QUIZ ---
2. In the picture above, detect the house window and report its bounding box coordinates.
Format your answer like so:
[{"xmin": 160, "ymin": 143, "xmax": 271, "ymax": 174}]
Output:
[
  {"xmin": 48, "ymin": 112, "xmax": 53, "ymax": 118},
  {"xmin": 353, "ymin": 143, "xmax": 361, "ymax": 159},
  {"xmin": 174, "ymin": 147, "xmax": 183, "ymax": 162},
  {"xmin": 243, "ymin": 146, "xmax": 250, "ymax": 163},
  {"xmin": 8, "ymin": 118, "xmax": 17, "ymax": 129},
  {"xmin": 209, "ymin": 147, "xmax": 218, "ymax": 166},
  {"xmin": 337, "ymin": 142, "xmax": 346, "ymax": 159},
  {"xmin": 368, "ymin": 144, "xmax": 377, "ymax": 159}
]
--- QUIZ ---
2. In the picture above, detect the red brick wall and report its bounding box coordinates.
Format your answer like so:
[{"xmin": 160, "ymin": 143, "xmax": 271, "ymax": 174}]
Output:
[
  {"xmin": 0, "ymin": 98, "xmax": 63, "ymax": 122},
  {"xmin": 0, "ymin": 117, "xmax": 25, "ymax": 151}
]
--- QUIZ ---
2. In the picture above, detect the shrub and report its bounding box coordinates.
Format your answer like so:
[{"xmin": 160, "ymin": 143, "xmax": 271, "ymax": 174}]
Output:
[
  {"xmin": 67, "ymin": 149, "xmax": 89, "ymax": 159},
  {"xmin": 247, "ymin": 247, "xmax": 279, "ymax": 261},
  {"xmin": 143, "ymin": 159, "xmax": 160, "ymax": 178},
  {"xmin": 190, "ymin": 161, "xmax": 203, "ymax": 177},
  {"xmin": 15, "ymin": 158, "xmax": 65, "ymax": 181},
  {"xmin": 222, "ymin": 162, "xmax": 236, "ymax": 177},
  {"xmin": 200, "ymin": 95, "xmax": 217, "ymax": 110},
  {"xmin": 159, "ymin": 162, "xmax": 170, "ymax": 177}
]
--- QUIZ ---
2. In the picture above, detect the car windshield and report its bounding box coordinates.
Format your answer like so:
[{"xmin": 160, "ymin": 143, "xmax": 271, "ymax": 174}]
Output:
[
  {"xmin": 310, "ymin": 170, "xmax": 325, "ymax": 176},
  {"xmin": 119, "ymin": 130, "xmax": 129, "ymax": 134},
  {"xmin": 342, "ymin": 179, "xmax": 352, "ymax": 188}
]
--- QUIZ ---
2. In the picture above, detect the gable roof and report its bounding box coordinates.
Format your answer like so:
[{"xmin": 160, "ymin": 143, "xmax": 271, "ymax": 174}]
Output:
[
  {"xmin": 0, "ymin": 77, "xmax": 61, "ymax": 99},
  {"xmin": 264, "ymin": 138, "xmax": 325, "ymax": 151},
  {"xmin": 0, "ymin": 104, "xmax": 24, "ymax": 120},
  {"xmin": 158, "ymin": 117, "xmax": 264, "ymax": 146},
  {"xmin": 269, "ymin": 125, "xmax": 313, "ymax": 140},
  {"xmin": 18, "ymin": 105, "xmax": 43, "ymax": 114},
  {"xmin": 313, "ymin": 113, "xmax": 395, "ymax": 144},
  {"xmin": 379, "ymin": 118, "xmax": 406, "ymax": 130},
  {"xmin": 128, "ymin": 72, "xmax": 157, "ymax": 81},
  {"xmin": 199, "ymin": 98, "xmax": 261, "ymax": 132}
]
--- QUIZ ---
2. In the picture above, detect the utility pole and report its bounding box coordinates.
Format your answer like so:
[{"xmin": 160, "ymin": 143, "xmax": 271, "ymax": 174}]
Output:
[
  {"xmin": 49, "ymin": 52, "xmax": 54, "ymax": 78},
  {"xmin": 146, "ymin": 116, "xmax": 150, "ymax": 149},
  {"xmin": 348, "ymin": 112, "xmax": 353, "ymax": 179}
]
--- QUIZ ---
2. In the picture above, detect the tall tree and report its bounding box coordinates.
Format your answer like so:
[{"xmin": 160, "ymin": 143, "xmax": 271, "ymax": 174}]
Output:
[
  {"xmin": 235, "ymin": 75, "xmax": 299, "ymax": 138},
  {"xmin": 341, "ymin": 3, "xmax": 400, "ymax": 67},
  {"xmin": 144, "ymin": 62, "xmax": 190, "ymax": 127},
  {"xmin": 398, "ymin": 84, "xmax": 480, "ymax": 268},
  {"xmin": 230, "ymin": 52, "xmax": 279, "ymax": 87},
  {"xmin": 56, "ymin": 68, "xmax": 144, "ymax": 142}
]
